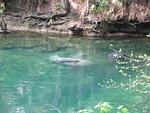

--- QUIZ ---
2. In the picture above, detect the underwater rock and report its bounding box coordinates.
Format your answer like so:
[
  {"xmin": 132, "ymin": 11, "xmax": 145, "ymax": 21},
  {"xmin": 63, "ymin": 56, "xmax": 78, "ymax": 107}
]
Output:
[
  {"xmin": 49, "ymin": 55, "xmax": 91, "ymax": 66},
  {"xmin": 108, "ymin": 52, "xmax": 130, "ymax": 61}
]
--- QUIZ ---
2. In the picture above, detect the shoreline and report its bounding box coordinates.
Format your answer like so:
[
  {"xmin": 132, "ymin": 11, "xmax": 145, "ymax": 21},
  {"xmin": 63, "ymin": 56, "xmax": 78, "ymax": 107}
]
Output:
[{"xmin": 3, "ymin": 21, "xmax": 146, "ymax": 38}]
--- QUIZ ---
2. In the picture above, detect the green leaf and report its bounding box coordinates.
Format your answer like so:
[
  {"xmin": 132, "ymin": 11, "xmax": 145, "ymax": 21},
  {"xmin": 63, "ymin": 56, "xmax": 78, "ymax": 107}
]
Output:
[
  {"xmin": 55, "ymin": 4, "xmax": 62, "ymax": 9},
  {"xmin": 0, "ymin": 9, "xmax": 4, "ymax": 14},
  {"xmin": 121, "ymin": 108, "xmax": 129, "ymax": 113}
]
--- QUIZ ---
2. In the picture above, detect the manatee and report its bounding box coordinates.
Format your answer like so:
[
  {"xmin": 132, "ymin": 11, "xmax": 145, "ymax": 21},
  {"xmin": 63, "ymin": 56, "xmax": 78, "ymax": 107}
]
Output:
[
  {"xmin": 49, "ymin": 55, "xmax": 91, "ymax": 66},
  {"xmin": 108, "ymin": 52, "xmax": 130, "ymax": 61}
]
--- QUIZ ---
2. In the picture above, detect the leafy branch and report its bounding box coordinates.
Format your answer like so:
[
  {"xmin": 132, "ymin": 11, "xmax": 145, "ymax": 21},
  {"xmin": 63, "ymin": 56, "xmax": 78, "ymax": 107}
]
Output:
[{"xmin": 77, "ymin": 102, "xmax": 129, "ymax": 113}]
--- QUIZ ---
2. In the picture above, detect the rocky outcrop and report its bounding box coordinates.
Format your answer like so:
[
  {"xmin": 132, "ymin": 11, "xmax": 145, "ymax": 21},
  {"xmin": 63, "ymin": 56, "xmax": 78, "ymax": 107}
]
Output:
[{"xmin": 2, "ymin": 0, "xmax": 150, "ymax": 37}]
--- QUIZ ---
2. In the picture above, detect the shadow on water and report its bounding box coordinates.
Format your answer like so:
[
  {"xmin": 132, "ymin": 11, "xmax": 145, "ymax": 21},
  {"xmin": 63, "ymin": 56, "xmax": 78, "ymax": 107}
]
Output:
[{"xmin": 0, "ymin": 33, "xmax": 150, "ymax": 113}]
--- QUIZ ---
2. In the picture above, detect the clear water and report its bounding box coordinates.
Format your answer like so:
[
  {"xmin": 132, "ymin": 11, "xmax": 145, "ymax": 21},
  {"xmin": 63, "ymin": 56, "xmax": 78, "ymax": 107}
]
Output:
[{"xmin": 0, "ymin": 33, "xmax": 149, "ymax": 113}]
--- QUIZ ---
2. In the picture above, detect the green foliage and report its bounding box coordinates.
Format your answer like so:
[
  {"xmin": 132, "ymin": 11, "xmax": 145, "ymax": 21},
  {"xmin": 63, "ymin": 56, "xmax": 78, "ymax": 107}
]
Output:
[
  {"xmin": 98, "ymin": 0, "xmax": 109, "ymax": 9},
  {"xmin": 77, "ymin": 102, "xmax": 129, "ymax": 113},
  {"xmin": 99, "ymin": 44, "xmax": 150, "ymax": 112},
  {"xmin": 117, "ymin": 106, "xmax": 129, "ymax": 113},
  {"xmin": 94, "ymin": 102, "xmax": 113, "ymax": 113},
  {"xmin": 0, "ymin": 9, "xmax": 3, "ymax": 14},
  {"xmin": 0, "ymin": 2, "xmax": 5, "ymax": 14},
  {"xmin": 92, "ymin": 0, "xmax": 109, "ymax": 13},
  {"xmin": 55, "ymin": 4, "xmax": 62, "ymax": 10},
  {"xmin": 92, "ymin": 7, "xmax": 104, "ymax": 13}
]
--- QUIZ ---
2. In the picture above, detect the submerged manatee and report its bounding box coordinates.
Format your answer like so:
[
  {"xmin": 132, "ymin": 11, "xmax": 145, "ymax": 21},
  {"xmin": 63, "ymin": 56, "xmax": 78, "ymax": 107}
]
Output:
[
  {"xmin": 49, "ymin": 55, "xmax": 91, "ymax": 66},
  {"xmin": 108, "ymin": 52, "xmax": 130, "ymax": 61}
]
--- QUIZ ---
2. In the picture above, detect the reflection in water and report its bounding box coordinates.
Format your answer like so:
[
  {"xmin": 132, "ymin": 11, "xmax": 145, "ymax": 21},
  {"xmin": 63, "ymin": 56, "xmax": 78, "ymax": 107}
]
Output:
[
  {"xmin": 53, "ymin": 66, "xmax": 61, "ymax": 110},
  {"xmin": 0, "ymin": 35, "xmax": 150, "ymax": 113}
]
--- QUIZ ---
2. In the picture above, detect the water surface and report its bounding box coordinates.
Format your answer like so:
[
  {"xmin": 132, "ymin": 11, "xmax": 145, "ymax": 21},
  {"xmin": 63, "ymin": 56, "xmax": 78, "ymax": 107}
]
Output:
[{"xmin": 0, "ymin": 33, "xmax": 149, "ymax": 113}]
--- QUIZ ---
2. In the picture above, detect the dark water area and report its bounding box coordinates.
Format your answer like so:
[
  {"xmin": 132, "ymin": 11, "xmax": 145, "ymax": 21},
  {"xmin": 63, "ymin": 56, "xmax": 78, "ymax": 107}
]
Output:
[{"xmin": 0, "ymin": 33, "xmax": 150, "ymax": 113}]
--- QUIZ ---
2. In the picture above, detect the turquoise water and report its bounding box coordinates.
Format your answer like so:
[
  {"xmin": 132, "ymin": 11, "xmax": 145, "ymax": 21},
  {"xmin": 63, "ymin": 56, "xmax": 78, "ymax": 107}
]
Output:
[{"xmin": 0, "ymin": 33, "xmax": 150, "ymax": 113}]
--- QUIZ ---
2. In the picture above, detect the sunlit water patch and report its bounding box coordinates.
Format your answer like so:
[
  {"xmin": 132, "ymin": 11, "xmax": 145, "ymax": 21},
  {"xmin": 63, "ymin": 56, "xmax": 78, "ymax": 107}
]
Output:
[{"xmin": 0, "ymin": 33, "xmax": 150, "ymax": 113}]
